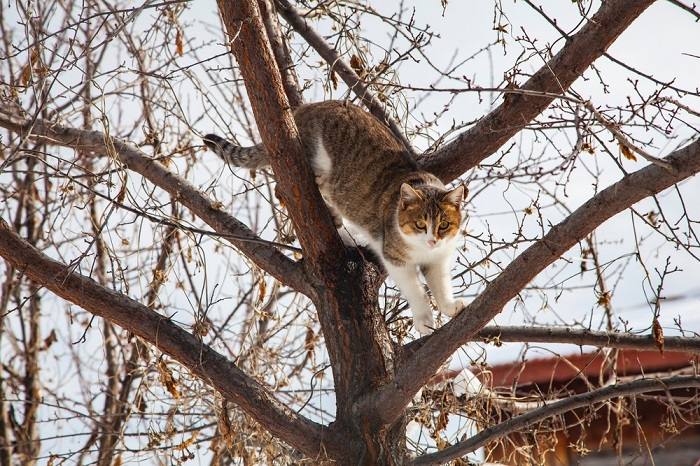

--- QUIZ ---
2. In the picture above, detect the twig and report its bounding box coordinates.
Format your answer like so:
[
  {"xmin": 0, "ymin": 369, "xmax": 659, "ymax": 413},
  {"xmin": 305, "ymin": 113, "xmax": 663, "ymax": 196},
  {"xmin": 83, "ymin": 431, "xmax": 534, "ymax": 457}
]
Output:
[
  {"xmin": 275, "ymin": 0, "xmax": 415, "ymax": 155},
  {"xmin": 411, "ymin": 375, "xmax": 700, "ymax": 465}
]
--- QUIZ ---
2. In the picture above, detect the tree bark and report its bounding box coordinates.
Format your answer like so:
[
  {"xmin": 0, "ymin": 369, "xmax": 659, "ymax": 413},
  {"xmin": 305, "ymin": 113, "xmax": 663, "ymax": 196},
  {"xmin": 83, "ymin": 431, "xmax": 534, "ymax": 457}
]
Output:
[{"xmin": 217, "ymin": 1, "xmax": 405, "ymax": 463}]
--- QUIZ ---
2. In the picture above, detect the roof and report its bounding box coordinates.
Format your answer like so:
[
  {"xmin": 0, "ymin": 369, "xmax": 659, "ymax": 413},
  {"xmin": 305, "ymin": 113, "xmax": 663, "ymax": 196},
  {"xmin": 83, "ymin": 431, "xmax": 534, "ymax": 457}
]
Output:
[{"xmin": 478, "ymin": 350, "xmax": 696, "ymax": 388}]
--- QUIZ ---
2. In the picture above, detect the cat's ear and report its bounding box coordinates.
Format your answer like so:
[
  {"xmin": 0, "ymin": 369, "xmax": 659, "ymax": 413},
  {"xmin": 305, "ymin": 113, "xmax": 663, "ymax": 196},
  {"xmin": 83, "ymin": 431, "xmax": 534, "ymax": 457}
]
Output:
[
  {"xmin": 400, "ymin": 183, "xmax": 422, "ymax": 209},
  {"xmin": 443, "ymin": 184, "xmax": 467, "ymax": 207}
]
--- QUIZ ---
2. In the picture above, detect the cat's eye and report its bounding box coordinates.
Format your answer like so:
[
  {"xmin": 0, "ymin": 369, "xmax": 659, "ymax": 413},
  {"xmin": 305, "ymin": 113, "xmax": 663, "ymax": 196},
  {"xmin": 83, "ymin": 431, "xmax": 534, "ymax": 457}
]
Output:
[
  {"xmin": 415, "ymin": 220, "xmax": 427, "ymax": 230},
  {"xmin": 439, "ymin": 220, "xmax": 450, "ymax": 230}
]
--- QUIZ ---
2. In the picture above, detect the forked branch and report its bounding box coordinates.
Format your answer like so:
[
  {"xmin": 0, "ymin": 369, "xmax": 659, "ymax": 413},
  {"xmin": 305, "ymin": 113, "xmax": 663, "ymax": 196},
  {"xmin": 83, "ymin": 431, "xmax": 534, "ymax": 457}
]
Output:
[
  {"xmin": 419, "ymin": 0, "xmax": 655, "ymax": 182},
  {"xmin": 275, "ymin": 0, "xmax": 415, "ymax": 155},
  {"xmin": 217, "ymin": 0, "xmax": 348, "ymax": 280},
  {"xmin": 0, "ymin": 110, "xmax": 312, "ymax": 296},
  {"xmin": 0, "ymin": 218, "xmax": 338, "ymax": 458}
]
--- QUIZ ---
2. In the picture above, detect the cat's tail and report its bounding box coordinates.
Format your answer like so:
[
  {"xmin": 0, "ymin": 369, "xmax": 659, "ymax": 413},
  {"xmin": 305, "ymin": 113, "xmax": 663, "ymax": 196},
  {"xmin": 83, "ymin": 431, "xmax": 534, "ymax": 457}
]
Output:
[{"xmin": 202, "ymin": 134, "xmax": 268, "ymax": 169}]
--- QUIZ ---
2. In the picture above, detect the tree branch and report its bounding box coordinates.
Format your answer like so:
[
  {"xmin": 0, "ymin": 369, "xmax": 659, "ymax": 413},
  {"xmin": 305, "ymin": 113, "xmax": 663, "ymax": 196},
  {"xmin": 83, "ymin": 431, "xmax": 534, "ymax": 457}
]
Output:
[
  {"xmin": 0, "ymin": 110, "xmax": 312, "ymax": 296},
  {"xmin": 419, "ymin": 0, "xmax": 655, "ymax": 183},
  {"xmin": 410, "ymin": 375, "xmax": 700, "ymax": 466},
  {"xmin": 358, "ymin": 136, "xmax": 700, "ymax": 426},
  {"xmin": 258, "ymin": 0, "xmax": 304, "ymax": 109},
  {"xmin": 402, "ymin": 326, "xmax": 700, "ymax": 356},
  {"xmin": 0, "ymin": 217, "xmax": 339, "ymax": 458},
  {"xmin": 275, "ymin": 0, "xmax": 415, "ymax": 155},
  {"xmin": 217, "ymin": 0, "xmax": 347, "ymax": 282}
]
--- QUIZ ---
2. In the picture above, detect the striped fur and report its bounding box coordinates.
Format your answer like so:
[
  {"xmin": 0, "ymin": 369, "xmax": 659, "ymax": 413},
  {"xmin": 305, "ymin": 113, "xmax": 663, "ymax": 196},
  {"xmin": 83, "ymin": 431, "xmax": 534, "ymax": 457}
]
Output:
[
  {"xmin": 202, "ymin": 134, "xmax": 268, "ymax": 169},
  {"xmin": 203, "ymin": 101, "xmax": 467, "ymax": 334}
]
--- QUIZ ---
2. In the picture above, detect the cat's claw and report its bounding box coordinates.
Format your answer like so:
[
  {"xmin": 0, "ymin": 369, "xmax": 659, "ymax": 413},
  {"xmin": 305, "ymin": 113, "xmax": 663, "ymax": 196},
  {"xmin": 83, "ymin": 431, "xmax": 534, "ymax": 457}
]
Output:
[
  {"xmin": 440, "ymin": 298, "xmax": 466, "ymax": 317},
  {"xmin": 413, "ymin": 313, "xmax": 435, "ymax": 335}
]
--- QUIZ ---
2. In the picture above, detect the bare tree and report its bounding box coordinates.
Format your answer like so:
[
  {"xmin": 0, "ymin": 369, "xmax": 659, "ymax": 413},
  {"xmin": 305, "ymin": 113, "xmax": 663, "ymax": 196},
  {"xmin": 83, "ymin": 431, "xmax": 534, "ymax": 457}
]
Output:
[{"xmin": 0, "ymin": 0, "xmax": 699, "ymax": 465}]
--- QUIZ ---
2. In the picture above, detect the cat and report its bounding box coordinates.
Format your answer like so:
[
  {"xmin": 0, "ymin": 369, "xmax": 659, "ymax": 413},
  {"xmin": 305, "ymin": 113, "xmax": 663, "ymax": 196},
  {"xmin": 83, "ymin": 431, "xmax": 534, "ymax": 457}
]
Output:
[{"xmin": 203, "ymin": 101, "xmax": 466, "ymax": 334}]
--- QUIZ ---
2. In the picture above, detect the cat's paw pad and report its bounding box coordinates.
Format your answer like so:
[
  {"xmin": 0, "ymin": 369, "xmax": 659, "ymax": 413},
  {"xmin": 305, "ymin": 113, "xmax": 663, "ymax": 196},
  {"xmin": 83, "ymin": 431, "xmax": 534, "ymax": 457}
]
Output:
[
  {"xmin": 440, "ymin": 298, "xmax": 466, "ymax": 317},
  {"xmin": 413, "ymin": 313, "xmax": 435, "ymax": 335}
]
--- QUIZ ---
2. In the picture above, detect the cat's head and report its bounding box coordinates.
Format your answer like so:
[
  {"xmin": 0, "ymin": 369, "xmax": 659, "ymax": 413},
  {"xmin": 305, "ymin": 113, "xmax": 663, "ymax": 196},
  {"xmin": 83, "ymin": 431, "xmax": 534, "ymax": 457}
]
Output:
[{"xmin": 397, "ymin": 183, "xmax": 466, "ymax": 250}]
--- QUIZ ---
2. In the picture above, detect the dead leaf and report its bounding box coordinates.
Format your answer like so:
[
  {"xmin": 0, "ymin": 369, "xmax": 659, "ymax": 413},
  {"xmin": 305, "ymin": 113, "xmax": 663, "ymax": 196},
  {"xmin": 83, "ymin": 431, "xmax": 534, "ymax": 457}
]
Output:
[
  {"xmin": 330, "ymin": 70, "xmax": 338, "ymax": 90},
  {"xmin": 158, "ymin": 360, "xmax": 180, "ymax": 399},
  {"xmin": 304, "ymin": 326, "xmax": 315, "ymax": 358},
  {"xmin": 597, "ymin": 291, "xmax": 611, "ymax": 307},
  {"xmin": 350, "ymin": 54, "xmax": 364, "ymax": 76},
  {"xmin": 175, "ymin": 29, "xmax": 184, "ymax": 56},
  {"xmin": 652, "ymin": 318, "xmax": 664, "ymax": 354},
  {"xmin": 619, "ymin": 142, "xmax": 637, "ymax": 161},
  {"xmin": 646, "ymin": 211, "xmax": 659, "ymax": 225},
  {"xmin": 116, "ymin": 173, "xmax": 128, "ymax": 204},
  {"xmin": 256, "ymin": 273, "xmax": 266, "ymax": 307},
  {"xmin": 19, "ymin": 48, "xmax": 41, "ymax": 86},
  {"xmin": 175, "ymin": 431, "xmax": 199, "ymax": 451},
  {"xmin": 42, "ymin": 329, "xmax": 58, "ymax": 350}
]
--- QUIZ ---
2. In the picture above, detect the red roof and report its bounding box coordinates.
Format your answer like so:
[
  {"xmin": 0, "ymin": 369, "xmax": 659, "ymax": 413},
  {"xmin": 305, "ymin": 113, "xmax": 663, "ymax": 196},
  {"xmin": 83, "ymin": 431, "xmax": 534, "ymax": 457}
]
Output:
[{"xmin": 479, "ymin": 350, "xmax": 696, "ymax": 388}]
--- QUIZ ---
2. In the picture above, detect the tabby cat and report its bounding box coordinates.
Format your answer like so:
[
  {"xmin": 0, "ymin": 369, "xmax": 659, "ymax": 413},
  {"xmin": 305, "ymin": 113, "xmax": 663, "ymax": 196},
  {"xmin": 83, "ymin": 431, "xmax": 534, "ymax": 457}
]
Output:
[{"xmin": 203, "ymin": 101, "xmax": 466, "ymax": 334}]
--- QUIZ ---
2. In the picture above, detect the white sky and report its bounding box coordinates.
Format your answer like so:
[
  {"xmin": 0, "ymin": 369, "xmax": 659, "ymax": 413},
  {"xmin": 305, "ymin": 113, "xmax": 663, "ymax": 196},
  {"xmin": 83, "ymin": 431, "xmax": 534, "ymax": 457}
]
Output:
[{"xmin": 2, "ymin": 0, "xmax": 700, "ymax": 462}]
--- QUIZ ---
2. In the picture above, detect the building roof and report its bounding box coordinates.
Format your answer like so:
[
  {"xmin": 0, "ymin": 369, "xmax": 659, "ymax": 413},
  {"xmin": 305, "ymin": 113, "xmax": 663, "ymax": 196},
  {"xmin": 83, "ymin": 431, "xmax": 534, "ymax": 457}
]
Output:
[{"xmin": 478, "ymin": 350, "xmax": 696, "ymax": 388}]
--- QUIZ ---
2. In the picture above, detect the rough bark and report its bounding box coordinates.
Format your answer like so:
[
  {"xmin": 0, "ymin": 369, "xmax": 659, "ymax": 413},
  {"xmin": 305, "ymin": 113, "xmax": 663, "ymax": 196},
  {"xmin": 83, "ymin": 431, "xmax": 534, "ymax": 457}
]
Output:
[
  {"xmin": 217, "ymin": 1, "xmax": 403, "ymax": 463},
  {"xmin": 418, "ymin": 0, "xmax": 656, "ymax": 183}
]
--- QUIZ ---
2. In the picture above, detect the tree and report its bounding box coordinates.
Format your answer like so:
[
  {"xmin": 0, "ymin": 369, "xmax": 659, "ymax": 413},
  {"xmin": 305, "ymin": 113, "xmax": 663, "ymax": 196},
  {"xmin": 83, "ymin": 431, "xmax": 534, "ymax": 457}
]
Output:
[{"xmin": 0, "ymin": 0, "xmax": 699, "ymax": 464}]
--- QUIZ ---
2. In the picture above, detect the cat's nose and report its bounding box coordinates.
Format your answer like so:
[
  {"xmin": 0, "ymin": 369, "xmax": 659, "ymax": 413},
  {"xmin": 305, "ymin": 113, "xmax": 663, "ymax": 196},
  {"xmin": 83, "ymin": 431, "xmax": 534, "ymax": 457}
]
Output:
[{"xmin": 427, "ymin": 239, "xmax": 437, "ymax": 247}]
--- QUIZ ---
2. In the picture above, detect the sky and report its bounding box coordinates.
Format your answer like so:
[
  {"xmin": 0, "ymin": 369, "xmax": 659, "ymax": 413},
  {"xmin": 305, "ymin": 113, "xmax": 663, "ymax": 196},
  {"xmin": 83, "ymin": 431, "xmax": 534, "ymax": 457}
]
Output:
[{"xmin": 2, "ymin": 0, "xmax": 700, "ymax": 462}]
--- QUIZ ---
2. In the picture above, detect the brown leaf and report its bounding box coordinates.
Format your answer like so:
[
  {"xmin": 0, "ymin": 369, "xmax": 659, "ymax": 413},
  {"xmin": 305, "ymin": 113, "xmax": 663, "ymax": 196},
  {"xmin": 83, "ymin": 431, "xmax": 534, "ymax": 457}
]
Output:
[
  {"xmin": 256, "ymin": 273, "xmax": 266, "ymax": 307},
  {"xmin": 652, "ymin": 318, "xmax": 664, "ymax": 354},
  {"xmin": 304, "ymin": 326, "xmax": 315, "ymax": 358},
  {"xmin": 619, "ymin": 142, "xmax": 637, "ymax": 161},
  {"xmin": 349, "ymin": 54, "xmax": 364, "ymax": 75},
  {"xmin": 116, "ymin": 173, "xmax": 128, "ymax": 204},
  {"xmin": 217, "ymin": 401, "xmax": 234, "ymax": 449},
  {"xmin": 158, "ymin": 360, "xmax": 180, "ymax": 399},
  {"xmin": 19, "ymin": 48, "xmax": 40, "ymax": 86},
  {"xmin": 330, "ymin": 70, "xmax": 338, "ymax": 90},
  {"xmin": 175, "ymin": 29, "xmax": 184, "ymax": 56},
  {"xmin": 42, "ymin": 329, "xmax": 58, "ymax": 350},
  {"xmin": 175, "ymin": 431, "xmax": 199, "ymax": 451}
]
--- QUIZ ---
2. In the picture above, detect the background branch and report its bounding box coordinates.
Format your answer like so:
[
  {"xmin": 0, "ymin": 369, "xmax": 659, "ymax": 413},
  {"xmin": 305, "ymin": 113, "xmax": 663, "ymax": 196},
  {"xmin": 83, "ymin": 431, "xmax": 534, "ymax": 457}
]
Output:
[
  {"xmin": 275, "ymin": 0, "xmax": 415, "ymax": 155},
  {"xmin": 419, "ymin": 0, "xmax": 655, "ymax": 183},
  {"xmin": 403, "ymin": 326, "xmax": 700, "ymax": 355},
  {"xmin": 411, "ymin": 375, "xmax": 700, "ymax": 465},
  {"xmin": 0, "ymin": 110, "xmax": 311, "ymax": 296},
  {"xmin": 258, "ymin": 0, "xmax": 303, "ymax": 109},
  {"xmin": 0, "ymin": 217, "xmax": 338, "ymax": 459}
]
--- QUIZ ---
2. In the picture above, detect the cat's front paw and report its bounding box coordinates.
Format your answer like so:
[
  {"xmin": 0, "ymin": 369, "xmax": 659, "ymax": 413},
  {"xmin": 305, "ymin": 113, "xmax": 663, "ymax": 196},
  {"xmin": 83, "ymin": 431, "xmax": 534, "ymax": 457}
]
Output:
[
  {"xmin": 440, "ymin": 298, "xmax": 466, "ymax": 317},
  {"xmin": 413, "ymin": 311, "xmax": 435, "ymax": 335}
]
